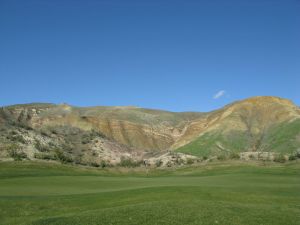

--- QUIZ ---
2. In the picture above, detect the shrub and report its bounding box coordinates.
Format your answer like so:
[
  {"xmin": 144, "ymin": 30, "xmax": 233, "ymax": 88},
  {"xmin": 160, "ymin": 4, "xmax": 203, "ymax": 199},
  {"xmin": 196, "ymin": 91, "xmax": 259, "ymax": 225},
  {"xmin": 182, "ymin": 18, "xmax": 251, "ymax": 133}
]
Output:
[
  {"xmin": 61, "ymin": 144, "xmax": 73, "ymax": 153},
  {"xmin": 10, "ymin": 130, "xmax": 18, "ymax": 135},
  {"xmin": 7, "ymin": 144, "xmax": 27, "ymax": 161},
  {"xmin": 81, "ymin": 139, "xmax": 90, "ymax": 144},
  {"xmin": 92, "ymin": 129, "xmax": 106, "ymax": 139},
  {"xmin": 155, "ymin": 159, "xmax": 163, "ymax": 167},
  {"xmin": 202, "ymin": 156, "xmax": 208, "ymax": 160},
  {"xmin": 34, "ymin": 140, "xmax": 51, "ymax": 152},
  {"xmin": 34, "ymin": 152, "xmax": 56, "ymax": 160},
  {"xmin": 90, "ymin": 162, "xmax": 100, "ymax": 167},
  {"xmin": 288, "ymin": 151, "xmax": 300, "ymax": 161},
  {"xmin": 81, "ymin": 130, "xmax": 106, "ymax": 144},
  {"xmin": 217, "ymin": 155, "xmax": 226, "ymax": 161},
  {"xmin": 186, "ymin": 158, "xmax": 195, "ymax": 165},
  {"xmin": 55, "ymin": 149, "xmax": 73, "ymax": 163},
  {"xmin": 166, "ymin": 161, "xmax": 173, "ymax": 167},
  {"xmin": 249, "ymin": 154, "xmax": 255, "ymax": 160},
  {"xmin": 50, "ymin": 129, "xmax": 58, "ymax": 135},
  {"xmin": 274, "ymin": 154, "xmax": 286, "ymax": 163},
  {"xmin": 81, "ymin": 133, "xmax": 91, "ymax": 144},
  {"xmin": 6, "ymin": 132, "xmax": 26, "ymax": 144},
  {"xmin": 19, "ymin": 123, "xmax": 33, "ymax": 130},
  {"xmin": 289, "ymin": 155, "xmax": 297, "ymax": 161},
  {"xmin": 48, "ymin": 142, "xmax": 56, "ymax": 147},
  {"xmin": 229, "ymin": 152, "xmax": 240, "ymax": 159},
  {"xmin": 100, "ymin": 160, "xmax": 109, "ymax": 168},
  {"xmin": 40, "ymin": 130, "xmax": 49, "ymax": 137},
  {"xmin": 73, "ymin": 156, "xmax": 83, "ymax": 165},
  {"xmin": 296, "ymin": 150, "xmax": 300, "ymax": 158},
  {"xmin": 118, "ymin": 157, "xmax": 142, "ymax": 167},
  {"xmin": 175, "ymin": 157, "xmax": 184, "ymax": 165}
]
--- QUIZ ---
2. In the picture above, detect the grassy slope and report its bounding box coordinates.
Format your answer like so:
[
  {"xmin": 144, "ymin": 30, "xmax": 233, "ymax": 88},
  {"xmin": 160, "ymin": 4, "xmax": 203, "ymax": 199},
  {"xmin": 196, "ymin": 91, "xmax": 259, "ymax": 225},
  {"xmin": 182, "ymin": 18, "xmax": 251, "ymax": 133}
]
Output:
[
  {"xmin": 265, "ymin": 119, "xmax": 300, "ymax": 153},
  {"xmin": 0, "ymin": 161, "xmax": 299, "ymax": 225},
  {"xmin": 175, "ymin": 131, "xmax": 250, "ymax": 157},
  {"xmin": 176, "ymin": 119, "xmax": 300, "ymax": 157}
]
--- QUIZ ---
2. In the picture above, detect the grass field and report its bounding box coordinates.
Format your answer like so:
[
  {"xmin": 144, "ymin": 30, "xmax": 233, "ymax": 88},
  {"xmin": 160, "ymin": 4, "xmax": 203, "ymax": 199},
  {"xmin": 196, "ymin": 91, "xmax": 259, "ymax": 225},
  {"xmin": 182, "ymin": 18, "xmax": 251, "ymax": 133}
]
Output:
[{"xmin": 0, "ymin": 161, "xmax": 299, "ymax": 225}]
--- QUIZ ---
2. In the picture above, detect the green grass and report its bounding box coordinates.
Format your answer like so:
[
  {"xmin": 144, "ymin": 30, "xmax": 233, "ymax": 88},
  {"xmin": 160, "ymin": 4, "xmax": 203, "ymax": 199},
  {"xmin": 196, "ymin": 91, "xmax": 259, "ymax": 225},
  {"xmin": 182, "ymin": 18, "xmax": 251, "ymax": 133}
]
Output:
[
  {"xmin": 0, "ymin": 161, "xmax": 300, "ymax": 225},
  {"xmin": 176, "ymin": 131, "xmax": 249, "ymax": 157},
  {"xmin": 176, "ymin": 119, "xmax": 300, "ymax": 157},
  {"xmin": 265, "ymin": 119, "xmax": 300, "ymax": 154}
]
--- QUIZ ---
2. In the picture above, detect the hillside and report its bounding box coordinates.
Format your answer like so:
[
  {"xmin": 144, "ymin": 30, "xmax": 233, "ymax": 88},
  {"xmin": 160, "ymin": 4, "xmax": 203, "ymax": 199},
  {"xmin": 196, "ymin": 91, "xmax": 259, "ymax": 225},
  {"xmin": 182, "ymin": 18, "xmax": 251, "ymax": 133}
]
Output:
[
  {"xmin": 175, "ymin": 97, "xmax": 300, "ymax": 157},
  {"xmin": 0, "ymin": 96, "xmax": 299, "ymax": 166}
]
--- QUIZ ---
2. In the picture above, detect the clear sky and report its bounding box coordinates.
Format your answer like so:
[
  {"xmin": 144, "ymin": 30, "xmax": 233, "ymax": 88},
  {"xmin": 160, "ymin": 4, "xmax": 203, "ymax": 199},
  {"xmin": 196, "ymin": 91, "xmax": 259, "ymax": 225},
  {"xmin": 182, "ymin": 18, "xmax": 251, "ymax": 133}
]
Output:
[{"xmin": 0, "ymin": 0, "xmax": 299, "ymax": 112}]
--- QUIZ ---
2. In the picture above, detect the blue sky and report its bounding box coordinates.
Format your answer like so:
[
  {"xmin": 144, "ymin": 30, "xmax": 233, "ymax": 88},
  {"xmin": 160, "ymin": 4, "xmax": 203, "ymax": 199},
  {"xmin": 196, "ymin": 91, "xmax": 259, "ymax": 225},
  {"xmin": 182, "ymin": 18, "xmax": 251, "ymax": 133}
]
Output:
[{"xmin": 0, "ymin": 0, "xmax": 299, "ymax": 112}]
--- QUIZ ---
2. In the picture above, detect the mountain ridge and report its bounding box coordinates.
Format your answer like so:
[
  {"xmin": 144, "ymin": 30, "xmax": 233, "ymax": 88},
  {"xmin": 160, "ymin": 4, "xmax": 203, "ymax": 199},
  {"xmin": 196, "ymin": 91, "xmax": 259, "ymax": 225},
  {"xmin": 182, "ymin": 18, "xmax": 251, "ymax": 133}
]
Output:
[{"xmin": 0, "ymin": 96, "xmax": 299, "ymax": 166}]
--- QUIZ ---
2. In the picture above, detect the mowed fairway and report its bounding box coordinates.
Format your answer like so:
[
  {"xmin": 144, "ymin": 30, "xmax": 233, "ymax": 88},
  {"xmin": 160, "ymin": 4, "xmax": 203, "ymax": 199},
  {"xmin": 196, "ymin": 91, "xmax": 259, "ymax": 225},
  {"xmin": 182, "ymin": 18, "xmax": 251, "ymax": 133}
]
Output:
[{"xmin": 0, "ymin": 162, "xmax": 299, "ymax": 225}]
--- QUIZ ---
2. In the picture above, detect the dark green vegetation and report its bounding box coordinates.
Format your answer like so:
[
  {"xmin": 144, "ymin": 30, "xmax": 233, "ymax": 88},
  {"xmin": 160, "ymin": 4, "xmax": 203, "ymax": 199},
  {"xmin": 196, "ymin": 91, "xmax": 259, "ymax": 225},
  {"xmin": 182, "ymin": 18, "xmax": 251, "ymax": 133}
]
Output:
[{"xmin": 0, "ymin": 161, "xmax": 299, "ymax": 225}]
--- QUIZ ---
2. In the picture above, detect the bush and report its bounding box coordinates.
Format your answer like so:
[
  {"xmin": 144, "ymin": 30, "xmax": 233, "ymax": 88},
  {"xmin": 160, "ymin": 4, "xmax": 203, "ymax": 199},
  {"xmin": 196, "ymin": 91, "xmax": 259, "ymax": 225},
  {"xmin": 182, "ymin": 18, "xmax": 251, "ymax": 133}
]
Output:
[
  {"xmin": 288, "ymin": 151, "xmax": 300, "ymax": 161},
  {"xmin": 10, "ymin": 130, "xmax": 18, "ymax": 135},
  {"xmin": 81, "ymin": 133, "xmax": 91, "ymax": 144},
  {"xmin": 295, "ymin": 150, "xmax": 300, "ymax": 158},
  {"xmin": 81, "ymin": 130, "xmax": 106, "ymax": 145},
  {"xmin": 7, "ymin": 144, "xmax": 27, "ymax": 161},
  {"xmin": 217, "ymin": 155, "xmax": 226, "ymax": 161},
  {"xmin": 186, "ymin": 158, "xmax": 195, "ymax": 165},
  {"xmin": 34, "ymin": 152, "xmax": 56, "ymax": 160},
  {"xmin": 166, "ymin": 161, "xmax": 173, "ymax": 167},
  {"xmin": 40, "ymin": 130, "xmax": 50, "ymax": 137},
  {"xmin": 118, "ymin": 157, "xmax": 142, "ymax": 167},
  {"xmin": 155, "ymin": 159, "xmax": 163, "ymax": 167},
  {"xmin": 249, "ymin": 154, "xmax": 255, "ymax": 160},
  {"xmin": 50, "ymin": 129, "xmax": 58, "ymax": 135},
  {"xmin": 90, "ymin": 161, "xmax": 110, "ymax": 168},
  {"xmin": 34, "ymin": 140, "xmax": 51, "ymax": 152},
  {"xmin": 81, "ymin": 139, "xmax": 90, "ymax": 145},
  {"xmin": 229, "ymin": 152, "xmax": 240, "ymax": 159},
  {"xmin": 6, "ymin": 132, "xmax": 26, "ymax": 144},
  {"xmin": 61, "ymin": 144, "xmax": 73, "ymax": 153},
  {"xmin": 175, "ymin": 157, "xmax": 184, "ymax": 165},
  {"xmin": 90, "ymin": 162, "xmax": 100, "ymax": 167},
  {"xmin": 100, "ymin": 160, "xmax": 109, "ymax": 168},
  {"xmin": 55, "ymin": 149, "xmax": 73, "ymax": 163},
  {"xmin": 19, "ymin": 123, "xmax": 33, "ymax": 130},
  {"xmin": 289, "ymin": 155, "xmax": 297, "ymax": 161},
  {"xmin": 48, "ymin": 142, "xmax": 56, "ymax": 147},
  {"xmin": 274, "ymin": 154, "xmax": 286, "ymax": 163},
  {"xmin": 202, "ymin": 156, "xmax": 208, "ymax": 160}
]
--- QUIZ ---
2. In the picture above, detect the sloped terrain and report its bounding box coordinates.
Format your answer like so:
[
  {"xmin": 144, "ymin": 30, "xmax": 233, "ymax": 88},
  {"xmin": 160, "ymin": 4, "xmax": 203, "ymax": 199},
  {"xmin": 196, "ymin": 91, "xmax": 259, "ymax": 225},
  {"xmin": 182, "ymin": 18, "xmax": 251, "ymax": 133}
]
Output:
[
  {"xmin": 0, "ymin": 96, "xmax": 299, "ymax": 165},
  {"xmin": 175, "ymin": 97, "xmax": 300, "ymax": 157}
]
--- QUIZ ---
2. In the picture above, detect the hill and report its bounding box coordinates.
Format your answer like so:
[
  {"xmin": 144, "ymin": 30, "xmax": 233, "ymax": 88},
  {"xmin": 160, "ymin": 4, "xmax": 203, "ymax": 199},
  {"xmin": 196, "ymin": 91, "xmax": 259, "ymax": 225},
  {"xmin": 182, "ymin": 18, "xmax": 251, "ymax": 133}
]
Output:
[
  {"xmin": 0, "ymin": 96, "xmax": 299, "ymax": 166},
  {"xmin": 175, "ymin": 96, "xmax": 300, "ymax": 157}
]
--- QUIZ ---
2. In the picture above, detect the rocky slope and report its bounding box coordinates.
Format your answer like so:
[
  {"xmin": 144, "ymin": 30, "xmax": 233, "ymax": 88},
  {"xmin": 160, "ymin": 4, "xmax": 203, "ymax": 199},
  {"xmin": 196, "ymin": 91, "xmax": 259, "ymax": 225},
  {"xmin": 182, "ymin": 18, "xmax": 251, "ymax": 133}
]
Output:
[{"xmin": 0, "ymin": 96, "xmax": 299, "ymax": 166}]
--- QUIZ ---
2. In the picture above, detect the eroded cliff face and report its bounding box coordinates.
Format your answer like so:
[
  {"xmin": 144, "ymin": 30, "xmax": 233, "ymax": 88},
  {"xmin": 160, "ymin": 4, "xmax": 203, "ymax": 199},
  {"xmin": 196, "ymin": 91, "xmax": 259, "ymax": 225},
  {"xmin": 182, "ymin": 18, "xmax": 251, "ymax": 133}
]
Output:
[
  {"xmin": 0, "ymin": 96, "xmax": 299, "ymax": 164},
  {"xmin": 0, "ymin": 103, "xmax": 203, "ymax": 152}
]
